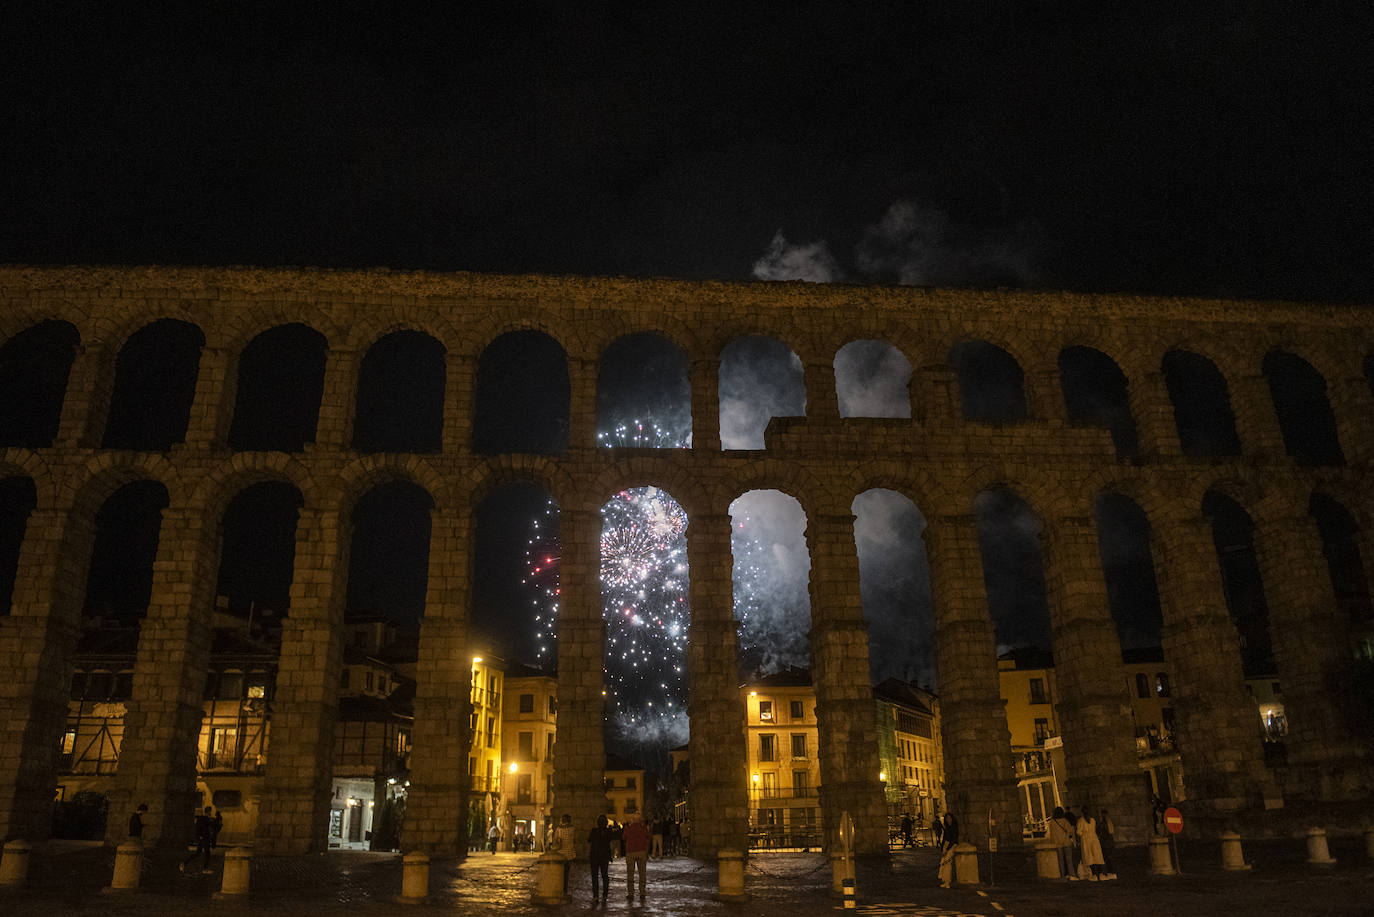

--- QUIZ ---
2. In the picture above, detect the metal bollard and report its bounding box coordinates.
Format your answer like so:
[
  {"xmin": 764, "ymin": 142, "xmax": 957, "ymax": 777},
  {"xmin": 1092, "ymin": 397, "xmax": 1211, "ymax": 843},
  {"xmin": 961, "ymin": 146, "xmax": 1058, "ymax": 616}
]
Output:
[
  {"xmin": 214, "ymin": 847, "xmax": 251, "ymax": 898},
  {"xmin": 716, "ymin": 848, "xmax": 747, "ymax": 902},
  {"xmin": 396, "ymin": 852, "xmax": 429, "ymax": 904},
  {"xmin": 1305, "ymin": 827, "xmax": 1337, "ymax": 866},
  {"xmin": 1035, "ymin": 839, "xmax": 1061, "ymax": 879},
  {"xmin": 842, "ymin": 876, "xmax": 856, "ymax": 909},
  {"xmin": 531, "ymin": 851, "xmax": 567, "ymax": 906},
  {"xmin": 828, "ymin": 852, "xmax": 854, "ymax": 896},
  {"xmin": 0, "ymin": 839, "xmax": 32, "ymax": 888},
  {"xmin": 1149, "ymin": 836, "xmax": 1175, "ymax": 876},
  {"xmin": 107, "ymin": 841, "xmax": 143, "ymax": 891},
  {"xmin": 954, "ymin": 842, "xmax": 980, "ymax": 885},
  {"xmin": 1220, "ymin": 831, "xmax": 1251, "ymax": 871}
]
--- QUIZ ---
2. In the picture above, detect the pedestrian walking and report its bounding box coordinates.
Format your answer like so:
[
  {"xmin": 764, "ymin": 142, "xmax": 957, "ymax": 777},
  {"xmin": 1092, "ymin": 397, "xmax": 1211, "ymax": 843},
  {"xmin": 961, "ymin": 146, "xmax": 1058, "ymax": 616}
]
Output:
[
  {"xmin": 588, "ymin": 814, "xmax": 615, "ymax": 904},
  {"xmin": 937, "ymin": 812, "xmax": 959, "ymax": 888},
  {"xmin": 622, "ymin": 813, "xmax": 651, "ymax": 903},
  {"xmin": 651, "ymin": 817, "xmax": 665, "ymax": 858},
  {"xmin": 932, "ymin": 813, "xmax": 943, "ymax": 848},
  {"xmin": 551, "ymin": 813, "xmax": 576, "ymax": 894},
  {"xmin": 901, "ymin": 813, "xmax": 914, "ymax": 848},
  {"xmin": 180, "ymin": 806, "xmax": 216, "ymax": 873},
  {"xmin": 488, "ymin": 821, "xmax": 501, "ymax": 853}
]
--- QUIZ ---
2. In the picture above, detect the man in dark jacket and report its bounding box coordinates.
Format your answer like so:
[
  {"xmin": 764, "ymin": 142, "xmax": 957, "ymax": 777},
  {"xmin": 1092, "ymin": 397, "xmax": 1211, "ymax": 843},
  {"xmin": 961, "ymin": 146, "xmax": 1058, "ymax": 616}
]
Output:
[
  {"xmin": 180, "ymin": 806, "xmax": 216, "ymax": 873},
  {"xmin": 587, "ymin": 815, "xmax": 615, "ymax": 904}
]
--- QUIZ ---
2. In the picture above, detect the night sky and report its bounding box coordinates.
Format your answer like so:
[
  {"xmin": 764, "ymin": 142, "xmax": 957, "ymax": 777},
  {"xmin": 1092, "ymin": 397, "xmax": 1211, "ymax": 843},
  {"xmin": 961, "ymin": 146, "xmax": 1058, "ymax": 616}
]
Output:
[{"xmin": 4, "ymin": 5, "xmax": 1370, "ymax": 711}]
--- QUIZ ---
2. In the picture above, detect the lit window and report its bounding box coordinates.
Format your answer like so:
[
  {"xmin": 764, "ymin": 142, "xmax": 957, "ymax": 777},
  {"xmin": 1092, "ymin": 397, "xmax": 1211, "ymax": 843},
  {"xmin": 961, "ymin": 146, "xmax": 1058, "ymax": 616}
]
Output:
[{"xmin": 758, "ymin": 700, "xmax": 773, "ymax": 722}]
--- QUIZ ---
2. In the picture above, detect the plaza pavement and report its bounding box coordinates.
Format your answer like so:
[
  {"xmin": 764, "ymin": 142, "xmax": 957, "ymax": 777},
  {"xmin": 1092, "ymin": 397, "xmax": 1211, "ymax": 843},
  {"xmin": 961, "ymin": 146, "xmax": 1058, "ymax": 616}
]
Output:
[{"xmin": 3, "ymin": 834, "xmax": 1373, "ymax": 916}]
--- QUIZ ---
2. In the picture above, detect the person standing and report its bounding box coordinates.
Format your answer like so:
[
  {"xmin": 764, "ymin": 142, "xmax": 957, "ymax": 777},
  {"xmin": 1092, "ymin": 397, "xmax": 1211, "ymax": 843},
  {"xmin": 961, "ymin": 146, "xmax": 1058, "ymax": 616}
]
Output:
[
  {"xmin": 487, "ymin": 821, "xmax": 501, "ymax": 853},
  {"xmin": 1076, "ymin": 806, "xmax": 1106, "ymax": 880},
  {"xmin": 651, "ymin": 817, "xmax": 665, "ymax": 858},
  {"xmin": 621, "ymin": 813, "xmax": 651, "ymax": 904},
  {"xmin": 552, "ymin": 813, "xmax": 577, "ymax": 894},
  {"xmin": 587, "ymin": 814, "xmax": 614, "ymax": 904},
  {"xmin": 1048, "ymin": 807, "xmax": 1077, "ymax": 880},
  {"xmin": 937, "ymin": 812, "xmax": 959, "ymax": 889},
  {"xmin": 1097, "ymin": 808, "xmax": 1117, "ymax": 879},
  {"xmin": 901, "ymin": 813, "xmax": 914, "ymax": 848},
  {"xmin": 127, "ymin": 803, "xmax": 148, "ymax": 842}
]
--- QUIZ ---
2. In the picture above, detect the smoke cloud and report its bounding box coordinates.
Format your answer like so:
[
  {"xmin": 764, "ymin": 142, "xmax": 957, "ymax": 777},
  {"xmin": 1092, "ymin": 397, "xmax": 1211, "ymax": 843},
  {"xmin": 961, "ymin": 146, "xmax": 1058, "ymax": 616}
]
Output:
[
  {"xmin": 731, "ymin": 490, "xmax": 812, "ymax": 676},
  {"xmin": 753, "ymin": 199, "xmax": 1039, "ymax": 288}
]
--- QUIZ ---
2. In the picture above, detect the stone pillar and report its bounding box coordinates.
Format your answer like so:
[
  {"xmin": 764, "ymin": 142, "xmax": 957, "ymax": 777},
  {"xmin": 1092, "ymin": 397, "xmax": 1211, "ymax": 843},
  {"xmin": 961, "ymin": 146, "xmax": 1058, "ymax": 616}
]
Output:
[
  {"xmin": 255, "ymin": 508, "xmax": 347, "ymax": 854},
  {"xmin": 1230, "ymin": 374, "xmax": 1286, "ymax": 461},
  {"xmin": 1124, "ymin": 370, "xmax": 1182, "ymax": 460},
  {"xmin": 405, "ymin": 507, "xmax": 472, "ymax": 855},
  {"xmin": 1029, "ymin": 367, "xmax": 1068, "ymax": 426},
  {"xmin": 442, "ymin": 352, "xmax": 474, "ymax": 454},
  {"xmin": 1254, "ymin": 512, "xmax": 1370, "ymax": 799},
  {"xmin": 310, "ymin": 348, "xmax": 360, "ymax": 450},
  {"xmin": 803, "ymin": 359, "xmax": 840, "ymax": 422},
  {"xmin": 181, "ymin": 346, "xmax": 231, "ymax": 448},
  {"xmin": 685, "ymin": 513, "xmax": 748, "ymax": 857},
  {"xmin": 809, "ymin": 513, "xmax": 887, "ymax": 855},
  {"xmin": 1152, "ymin": 513, "xmax": 1272, "ymax": 810},
  {"xmin": 0, "ymin": 509, "xmax": 84, "ymax": 843},
  {"xmin": 54, "ymin": 344, "xmax": 113, "ymax": 448},
  {"xmin": 1326, "ymin": 373, "xmax": 1374, "ymax": 465},
  {"xmin": 105, "ymin": 509, "xmax": 217, "ymax": 849},
  {"xmin": 912, "ymin": 364, "xmax": 959, "ymax": 426},
  {"xmin": 568, "ymin": 357, "xmax": 600, "ymax": 450},
  {"xmin": 923, "ymin": 515, "xmax": 1021, "ymax": 849},
  {"xmin": 690, "ymin": 358, "xmax": 720, "ymax": 451},
  {"xmin": 1041, "ymin": 515, "xmax": 1151, "ymax": 844},
  {"xmin": 552, "ymin": 508, "xmax": 607, "ymax": 857}
]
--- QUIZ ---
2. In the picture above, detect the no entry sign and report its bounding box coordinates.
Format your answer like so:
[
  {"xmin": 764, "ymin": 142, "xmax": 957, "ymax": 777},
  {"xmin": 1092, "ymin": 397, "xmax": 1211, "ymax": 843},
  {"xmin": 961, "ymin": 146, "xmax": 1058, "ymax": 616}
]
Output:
[{"xmin": 1163, "ymin": 807, "xmax": 1184, "ymax": 834}]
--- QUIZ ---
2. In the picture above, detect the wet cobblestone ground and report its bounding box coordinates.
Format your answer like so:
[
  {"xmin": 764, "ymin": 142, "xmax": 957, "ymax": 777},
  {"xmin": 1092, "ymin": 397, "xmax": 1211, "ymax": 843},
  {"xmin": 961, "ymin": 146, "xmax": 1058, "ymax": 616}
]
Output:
[{"xmin": 3, "ymin": 836, "xmax": 1373, "ymax": 916}]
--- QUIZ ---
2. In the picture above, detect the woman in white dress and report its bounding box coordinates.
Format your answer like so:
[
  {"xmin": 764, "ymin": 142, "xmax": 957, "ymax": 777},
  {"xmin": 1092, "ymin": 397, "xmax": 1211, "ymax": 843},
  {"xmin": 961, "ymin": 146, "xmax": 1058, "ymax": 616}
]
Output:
[{"xmin": 1076, "ymin": 808, "xmax": 1106, "ymax": 880}]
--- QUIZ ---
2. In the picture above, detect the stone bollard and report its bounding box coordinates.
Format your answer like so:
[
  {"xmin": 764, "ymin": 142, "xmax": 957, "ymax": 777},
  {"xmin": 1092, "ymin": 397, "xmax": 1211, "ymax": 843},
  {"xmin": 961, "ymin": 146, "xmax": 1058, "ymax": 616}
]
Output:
[
  {"xmin": 1305, "ymin": 827, "xmax": 1337, "ymax": 866},
  {"xmin": 954, "ymin": 842, "xmax": 980, "ymax": 885},
  {"xmin": 717, "ymin": 848, "xmax": 747, "ymax": 902},
  {"xmin": 0, "ymin": 840, "xmax": 32, "ymax": 888},
  {"xmin": 828, "ymin": 852, "xmax": 855, "ymax": 896},
  {"xmin": 107, "ymin": 841, "xmax": 143, "ymax": 891},
  {"xmin": 1035, "ymin": 839, "xmax": 1061, "ymax": 879},
  {"xmin": 396, "ymin": 852, "xmax": 430, "ymax": 904},
  {"xmin": 531, "ymin": 851, "xmax": 567, "ymax": 906},
  {"xmin": 1149, "ymin": 836, "xmax": 1175, "ymax": 876},
  {"xmin": 1365, "ymin": 825, "xmax": 1374, "ymax": 861},
  {"xmin": 1220, "ymin": 831, "xmax": 1251, "ymax": 871},
  {"xmin": 214, "ymin": 847, "xmax": 251, "ymax": 899}
]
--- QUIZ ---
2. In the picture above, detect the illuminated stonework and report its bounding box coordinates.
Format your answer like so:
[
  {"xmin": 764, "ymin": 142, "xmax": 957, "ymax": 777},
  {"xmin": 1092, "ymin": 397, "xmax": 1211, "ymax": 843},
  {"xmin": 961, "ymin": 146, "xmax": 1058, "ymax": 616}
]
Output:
[{"xmin": 0, "ymin": 266, "xmax": 1371, "ymax": 857}]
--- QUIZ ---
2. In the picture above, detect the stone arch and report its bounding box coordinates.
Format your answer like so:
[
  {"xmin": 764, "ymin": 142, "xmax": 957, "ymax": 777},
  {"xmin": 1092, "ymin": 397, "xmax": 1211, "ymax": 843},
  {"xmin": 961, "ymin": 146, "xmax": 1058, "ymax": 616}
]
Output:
[
  {"xmin": 834, "ymin": 338, "xmax": 913, "ymax": 419},
  {"xmin": 330, "ymin": 455, "xmax": 450, "ymax": 517},
  {"xmin": 730, "ymin": 486, "xmax": 813, "ymax": 677},
  {"xmin": 101, "ymin": 318, "xmax": 206, "ymax": 451},
  {"xmin": 718, "ymin": 334, "xmax": 805, "ymax": 450},
  {"xmin": 1308, "ymin": 491, "xmax": 1372, "ymax": 625},
  {"xmin": 1161, "ymin": 348, "xmax": 1241, "ymax": 457},
  {"xmin": 948, "ymin": 339, "xmax": 1027, "ymax": 423},
  {"xmin": 473, "ymin": 329, "xmax": 570, "ymax": 455},
  {"xmin": 215, "ymin": 305, "xmax": 342, "ymax": 357},
  {"xmin": 1058, "ymin": 344, "xmax": 1138, "ymax": 457},
  {"xmin": 596, "ymin": 332, "xmax": 692, "ymax": 448},
  {"xmin": 851, "ymin": 487, "xmax": 935, "ymax": 687},
  {"xmin": 1261, "ymin": 349, "xmax": 1344, "ymax": 466},
  {"xmin": 227, "ymin": 323, "xmax": 329, "ymax": 452},
  {"xmin": 0, "ymin": 449, "xmax": 54, "ymax": 510},
  {"xmin": 0, "ymin": 320, "xmax": 80, "ymax": 449},
  {"xmin": 353, "ymin": 330, "xmax": 446, "ymax": 454},
  {"xmin": 189, "ymin": 454, "xmax": 318, "ymax": 523},
  {"xmin": 81, "ymin": 478, "xmax": 171, "ymax": 620},
  {"xmin": 1200, "ymin": 487, "xmax": 1274, "ymax": 677},
  {"xmin": 215, "ymin": 479, "xmax": 307, "ymax": 615},
  {"xmin": 0, "ymin": 476, "xmax": 37, "ymax": 616},
  {"xmin": 1093, "ymin": 489, "xmax": 1165, "ymax": 655},
  {"xmin": 344, "ymin": 478, "xmax": 436, "ymax": 622},
  {"xmin": 973, "ymin": 485, "xmax": 1052, "ymax": 655}
]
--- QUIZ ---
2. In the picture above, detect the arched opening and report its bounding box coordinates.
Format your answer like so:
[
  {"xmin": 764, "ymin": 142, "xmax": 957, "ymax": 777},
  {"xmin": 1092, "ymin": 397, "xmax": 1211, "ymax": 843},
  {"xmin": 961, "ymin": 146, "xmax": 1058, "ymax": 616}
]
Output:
[
  {"xmin": 102, "ymin": 319, "xmax": 205, "ymax": 450},
  {"xmin": 835, "ymin": 340, "xmax": 912, "ymax": 418},
  {"xmin": 1094, "ymin": 493, "xmax": 1164, "ymax": 655},
  {"xmin": 228, "ymin": 324, "xmax": 328, "ymax": 452},
  {"xmin": 1059, "ymin": 346, "xmax": 1137, "ymax": 457},
  {"xmin": 597, "ymin": 333, "xmax": 691, "ymax": 447},
  {"xmin": 1201, "ymin": 491, "xmax": 1273, "ymax": 677},
  {"xmin": 601, "ymin": 486, "xmax": 690, "ymax": 771},
  {"xmin": 346, "ymin": 481, "xmax": 434, "ymax": 625},
  {"xmin": 214, "ymin": 482, "xmax": 304, "ymax": 617},
  {"xmin": 0, "ymin": 477, "xmax": 37, "ymax": 615},
  {"xmin": 1263, "ymin": 351, "xmax": 1344, "ymax": 466},
  {"xmin": 718, "ymin": 336, "xmax": 803, "ymax": 450},
  {"xmin": 0, "ymin": 320, "xmax": 79, "ymax": 448},
  {"xmin": 353, "ymin": 331, "xmax": 445, "ymax": 453},
  {"xmin": 1162, "ymin": 350, "xmax": 1240, "ymax": 457},
  {"xmin": 949, "ymin": 341, "xmax": 1026, "ymax": 423},
  {"xmin": 474, "ymin": 331, "xmax": 570, "ymax": 454},
  {"xmin": 82, "ymin": 480, "xmax": 169, "ymax": 621},
  {"xmin": 852, "ymin": 489, "xmax": 933, "ymax": 687},
  {"xmin": 730, "ymin": 490, "xmax": 812, "ymax": 678},
  {"xmin": 1309, "ymin": 493, "xmax": 1372, "ymax": 627}
]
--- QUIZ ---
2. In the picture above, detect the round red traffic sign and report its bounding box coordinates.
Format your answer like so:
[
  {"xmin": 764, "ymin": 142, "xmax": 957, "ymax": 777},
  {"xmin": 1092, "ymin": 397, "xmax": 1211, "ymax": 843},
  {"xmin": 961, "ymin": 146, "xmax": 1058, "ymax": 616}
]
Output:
[{"xmin": 1163, "ymin": 806, "xmax": 1184, "ymax": 835}]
